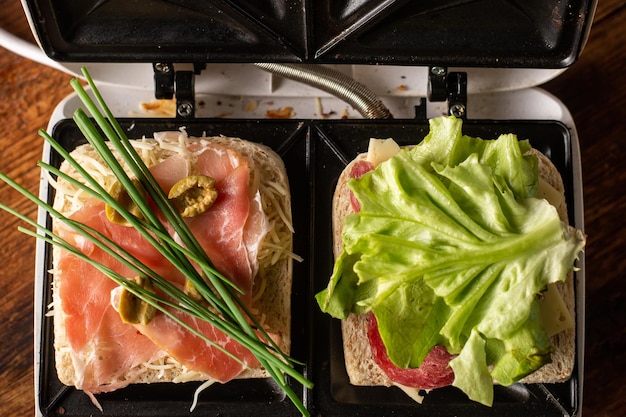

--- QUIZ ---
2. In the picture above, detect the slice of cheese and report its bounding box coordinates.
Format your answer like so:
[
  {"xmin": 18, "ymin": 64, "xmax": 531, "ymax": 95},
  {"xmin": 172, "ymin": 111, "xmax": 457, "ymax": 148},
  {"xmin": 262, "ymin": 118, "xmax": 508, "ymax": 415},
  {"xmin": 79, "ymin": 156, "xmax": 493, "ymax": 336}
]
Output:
[
  {"xmin": 366, "ymin": 138, "xmax": 400, "ymax": 166},
  {"xmin": 394, "ymin": 383, "xmax": 426, "ymax": 404},
  {"xmin": 539, "ymin": 283, "xmax": 574, "ymax": 337},
  {"xmin": 536, "ymin": 174, "xmax": 572, "ymax": 337},
  {"xmin": 536, "ymin": 177, "xmax": 565, "ymax": 212}
]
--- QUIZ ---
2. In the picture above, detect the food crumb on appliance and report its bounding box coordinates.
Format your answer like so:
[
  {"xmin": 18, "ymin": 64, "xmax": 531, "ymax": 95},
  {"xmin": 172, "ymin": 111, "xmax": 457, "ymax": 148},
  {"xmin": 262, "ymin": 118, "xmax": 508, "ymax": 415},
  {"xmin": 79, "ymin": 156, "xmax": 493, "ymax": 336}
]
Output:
[
  {"xmin": 266, "ymin": 106, "xmax": 295, "ymax": 119},
  {"xmin": 315, "ymin": 97, "xmax": 337, "ymax": 119},
  {"xmin": 315, "ymin": 97, "xmax": 322, "ymax": 116},
  {"xmin": 245, "ymin": 100, "xmax": 259, "ymax": 112},
  {"xmin": 396, "ymin": 85, "xmax": 408, "ymax": 91},
  {"xmin": 138, "ymin": 99, "xmax": 176, "ymax": 117}
]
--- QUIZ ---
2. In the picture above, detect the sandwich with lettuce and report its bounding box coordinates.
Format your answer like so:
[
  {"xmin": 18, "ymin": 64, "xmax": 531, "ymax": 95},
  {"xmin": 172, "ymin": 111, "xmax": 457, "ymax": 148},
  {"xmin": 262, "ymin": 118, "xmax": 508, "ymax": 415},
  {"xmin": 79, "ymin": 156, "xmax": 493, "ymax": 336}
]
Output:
[{"xmin": 316, "ymin": 116, "xmax": 586, "ymax": 406}]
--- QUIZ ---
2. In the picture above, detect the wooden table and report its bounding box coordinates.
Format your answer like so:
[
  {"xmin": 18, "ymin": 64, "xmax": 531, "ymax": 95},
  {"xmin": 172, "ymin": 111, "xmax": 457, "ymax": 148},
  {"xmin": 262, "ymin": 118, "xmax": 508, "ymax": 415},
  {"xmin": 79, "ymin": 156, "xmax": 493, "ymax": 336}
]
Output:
[{"xmin": 0, "ymin": 2, "xmax": 624, "ymax": 416}]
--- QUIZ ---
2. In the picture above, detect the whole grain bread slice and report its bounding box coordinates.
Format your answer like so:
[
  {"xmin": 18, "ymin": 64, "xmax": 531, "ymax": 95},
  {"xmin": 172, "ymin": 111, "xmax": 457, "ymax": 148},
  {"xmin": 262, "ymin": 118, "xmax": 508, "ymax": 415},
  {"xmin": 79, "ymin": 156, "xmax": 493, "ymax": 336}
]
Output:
[{"xmin": 52, "ymin": 134, "xmax": 293, "ymax": 389}]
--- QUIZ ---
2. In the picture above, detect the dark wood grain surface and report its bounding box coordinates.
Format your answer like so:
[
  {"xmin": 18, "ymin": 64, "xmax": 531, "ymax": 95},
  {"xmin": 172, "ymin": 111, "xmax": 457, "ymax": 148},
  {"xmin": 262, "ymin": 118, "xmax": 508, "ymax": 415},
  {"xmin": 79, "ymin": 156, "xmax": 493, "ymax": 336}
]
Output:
[{"xmin": 1, "ymin": 1, "xmax": 624, "ymax": 416}]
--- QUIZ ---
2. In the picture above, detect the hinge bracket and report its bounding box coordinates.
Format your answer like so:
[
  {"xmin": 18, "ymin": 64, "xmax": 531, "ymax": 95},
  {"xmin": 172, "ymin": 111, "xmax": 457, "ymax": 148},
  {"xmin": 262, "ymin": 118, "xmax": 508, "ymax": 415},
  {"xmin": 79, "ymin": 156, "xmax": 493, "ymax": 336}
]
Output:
[
  {"xmin": 427, "ymin": 66, "xmax": 468, "ymax": 119},
  {"xmin": 153, "ymin": 63, "xmax": 205, "ymax": 119}
]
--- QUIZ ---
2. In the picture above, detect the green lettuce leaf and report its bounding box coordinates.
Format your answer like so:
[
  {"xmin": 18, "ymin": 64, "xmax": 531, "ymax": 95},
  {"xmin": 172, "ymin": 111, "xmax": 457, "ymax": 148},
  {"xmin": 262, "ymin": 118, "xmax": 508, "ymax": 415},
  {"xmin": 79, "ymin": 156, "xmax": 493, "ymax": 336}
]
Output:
[
  {"xmin": 484, "ymin": 300, "xmax": 552, "ymax": 386},
  {"xmin": 450, "ymin": 329, "xmax": 493, "ymax": 406},
  {"xmin": 316, "ymin": 116, "xmax": 586, "ymax": 405}
]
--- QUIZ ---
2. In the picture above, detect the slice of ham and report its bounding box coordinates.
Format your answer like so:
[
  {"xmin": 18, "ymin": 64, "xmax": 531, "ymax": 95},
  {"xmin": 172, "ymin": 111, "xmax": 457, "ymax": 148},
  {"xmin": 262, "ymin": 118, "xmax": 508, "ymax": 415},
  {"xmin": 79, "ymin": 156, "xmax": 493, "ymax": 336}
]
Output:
[
  {"xmin": 134, "ymin": 307, "xmax": 260, "ymax": 383},
  {"xmin": 57, "ymin": 199, "xmax": 185, "ymax": 352},
  {"xmin": 56, "ymin": 202, "xmax": 166, "ymax": 392},
  {"xmin": 150, "ymin": 153, "xmax": 189, "ymax": 192},
  {"xmin": 367, "ymin": 313, "xmax": 455, "ymax": 389},
  {"xmin": 55, "ymin": 143, "xmax": 268, "ymax": 393},
  {"xmin": 158, "ymin": 143, "xmax": 267, "ymax": 301},
  {"xmin": 191, "ymin": 148, "xmax": 256, "ymax": 299}
]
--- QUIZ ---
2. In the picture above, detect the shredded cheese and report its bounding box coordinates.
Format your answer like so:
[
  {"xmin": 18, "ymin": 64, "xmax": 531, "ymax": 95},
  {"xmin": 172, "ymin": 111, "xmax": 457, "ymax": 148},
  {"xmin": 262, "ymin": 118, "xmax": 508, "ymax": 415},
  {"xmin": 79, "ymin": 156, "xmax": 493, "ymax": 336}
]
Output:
[{"xmin": 190, "ymin": 379, "xmax": 217, "ymax": 412}]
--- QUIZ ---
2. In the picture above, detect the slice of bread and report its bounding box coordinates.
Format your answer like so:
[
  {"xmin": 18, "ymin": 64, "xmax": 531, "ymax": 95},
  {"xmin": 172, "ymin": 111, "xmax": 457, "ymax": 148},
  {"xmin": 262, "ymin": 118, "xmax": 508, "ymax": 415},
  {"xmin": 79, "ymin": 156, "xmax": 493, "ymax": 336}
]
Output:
[
  {"xmin": 52, "ymin": 133, "xmax": 293, "ymax": 389},
  {"xmin": 333, "ymin": 148, "xmax": 576, "ymax": 388}
]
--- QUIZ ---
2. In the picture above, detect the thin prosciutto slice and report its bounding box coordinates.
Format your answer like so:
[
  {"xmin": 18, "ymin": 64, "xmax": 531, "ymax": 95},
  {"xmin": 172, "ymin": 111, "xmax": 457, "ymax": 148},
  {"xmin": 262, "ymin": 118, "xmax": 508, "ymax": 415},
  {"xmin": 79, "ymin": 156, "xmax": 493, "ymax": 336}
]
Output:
[
  {"xmin": 56, "ymin": 201, "xmax": 166, "ymax": 392},
  {"xmin": 155, "ymin": 143, "xmax": 265, "ymax": 299},
  {"xmin": 134, "ymin": 307, "xmax": 260, "ymax": 382},
  {"xmin": 55, "ymin": 143, "xmax": 268, "ymax": 393},
  {"xmin": 150, "ymin": 153, "xmax": 189, "ymax": 192},
  {"xmin": 192, "ymin": 155, "xmax": 256, "ymax": 298}
]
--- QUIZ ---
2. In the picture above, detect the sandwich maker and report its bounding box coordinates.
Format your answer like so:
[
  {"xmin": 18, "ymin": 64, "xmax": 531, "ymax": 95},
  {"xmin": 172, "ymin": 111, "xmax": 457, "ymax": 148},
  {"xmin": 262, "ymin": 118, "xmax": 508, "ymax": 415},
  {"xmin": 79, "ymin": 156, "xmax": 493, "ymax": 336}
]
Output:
[{"xmin": 9, "ymin": 0, "xmax": 595, "ymax": 416}]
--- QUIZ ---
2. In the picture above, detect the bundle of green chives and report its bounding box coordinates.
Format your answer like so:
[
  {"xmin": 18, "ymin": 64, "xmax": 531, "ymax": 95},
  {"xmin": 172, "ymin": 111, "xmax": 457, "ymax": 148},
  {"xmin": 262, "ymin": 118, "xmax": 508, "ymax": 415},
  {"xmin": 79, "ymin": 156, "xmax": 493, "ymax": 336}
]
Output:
[{"xmin": 0, "ymin": 67, "xmax": 311, "ymax": 416}]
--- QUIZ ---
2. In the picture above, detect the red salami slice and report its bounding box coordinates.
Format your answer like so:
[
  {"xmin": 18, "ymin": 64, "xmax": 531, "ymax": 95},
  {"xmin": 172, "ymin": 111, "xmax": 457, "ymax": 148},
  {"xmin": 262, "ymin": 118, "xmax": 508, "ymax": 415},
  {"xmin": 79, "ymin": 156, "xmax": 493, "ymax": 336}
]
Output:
[
  {"xmin": 367, "ymin": 313, "xmax": 455, "ymax": 389},
  {"xmin": 350, "ymin": 157, "xmax": 455, "ymax": 390},
  {"xmin": 349, "ymin": 160, "xmax": 374, "ymax": 212}
]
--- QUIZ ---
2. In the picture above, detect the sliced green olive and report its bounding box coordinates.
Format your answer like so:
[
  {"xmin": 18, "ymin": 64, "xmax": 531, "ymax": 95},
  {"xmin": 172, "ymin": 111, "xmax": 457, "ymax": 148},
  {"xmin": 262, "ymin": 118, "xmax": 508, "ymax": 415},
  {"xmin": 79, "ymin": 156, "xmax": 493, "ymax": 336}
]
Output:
[
  {"xmin": 118, "ymin": 276, "xmax": 157, "ymax": 325},
  {"xmin": 105, "ymin": 178, "xmax": 145, "ymax": 226},
  {"xmin": 184, "ymin": 279, "xmax": 206, "ymax": 304},
  {"xmin": 168, "ymin": 175, "xmax": 218, "ymax": 218}
]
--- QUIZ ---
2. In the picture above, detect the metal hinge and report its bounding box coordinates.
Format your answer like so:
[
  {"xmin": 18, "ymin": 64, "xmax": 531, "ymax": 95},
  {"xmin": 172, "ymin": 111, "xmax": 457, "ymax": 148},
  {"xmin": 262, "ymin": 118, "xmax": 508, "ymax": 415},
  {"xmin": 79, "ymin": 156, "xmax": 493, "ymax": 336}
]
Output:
[
  {"xmin": 152, "ymin": 63, "xmax": 205, "ymax": 119},
  {"xmin": 427, "ymin": 66, "xmax": 468, "ymax": 119}
]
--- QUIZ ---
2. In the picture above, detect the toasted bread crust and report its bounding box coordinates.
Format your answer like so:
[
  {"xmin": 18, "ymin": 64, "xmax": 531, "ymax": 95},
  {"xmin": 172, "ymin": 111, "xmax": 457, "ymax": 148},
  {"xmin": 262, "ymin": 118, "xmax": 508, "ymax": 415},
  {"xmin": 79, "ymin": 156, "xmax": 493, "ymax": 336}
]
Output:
[
  {"xmin": 334, "ymin": 148, "xmax": 575, "ymax": 387},
  {"xmin": 53, "ymin": 134, "xmax": 293, "ymax": 388}
]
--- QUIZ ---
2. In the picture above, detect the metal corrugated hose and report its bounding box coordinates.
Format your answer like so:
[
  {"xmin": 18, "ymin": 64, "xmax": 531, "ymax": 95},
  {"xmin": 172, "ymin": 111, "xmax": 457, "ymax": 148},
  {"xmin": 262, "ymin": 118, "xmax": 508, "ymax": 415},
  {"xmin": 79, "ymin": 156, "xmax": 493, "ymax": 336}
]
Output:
[{"xmin": 254, "ymin": 63, "xmax": 393, "ymax": 119}]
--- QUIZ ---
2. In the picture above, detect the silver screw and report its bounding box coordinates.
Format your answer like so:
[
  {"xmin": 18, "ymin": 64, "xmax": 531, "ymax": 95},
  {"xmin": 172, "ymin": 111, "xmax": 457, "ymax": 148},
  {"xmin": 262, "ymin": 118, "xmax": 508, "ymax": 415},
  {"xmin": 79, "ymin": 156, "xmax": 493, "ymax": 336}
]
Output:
[
  {"xmin": 155, "ymin": 63, "xmax": 172, "ymax": 73},
  {"xmin": 449, "ymin": 103, "xmax": 466, "ymax": 118},
  {"xmin": 431, "ymin": 66, "xmax": 446, "ymax": 76},
  {"xmin": 177, "ymin": 102, "xmax": 193, "ymax": 117}
]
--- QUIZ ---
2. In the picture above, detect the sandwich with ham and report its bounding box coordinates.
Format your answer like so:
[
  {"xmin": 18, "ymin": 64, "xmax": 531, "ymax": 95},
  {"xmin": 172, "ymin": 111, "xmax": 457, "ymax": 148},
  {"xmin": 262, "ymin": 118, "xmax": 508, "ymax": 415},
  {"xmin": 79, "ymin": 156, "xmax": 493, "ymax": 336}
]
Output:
[
  {"xmin": 316, "ymin": 116, "xmax": 586, "ymax": 406},
  {"xmin": 51, "ymin": 130, "xmax": 295, "ymax": 399}
]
